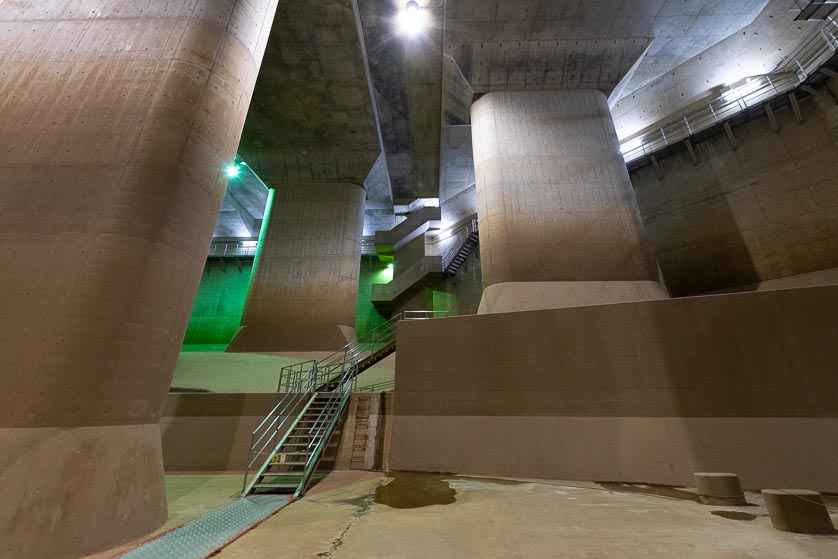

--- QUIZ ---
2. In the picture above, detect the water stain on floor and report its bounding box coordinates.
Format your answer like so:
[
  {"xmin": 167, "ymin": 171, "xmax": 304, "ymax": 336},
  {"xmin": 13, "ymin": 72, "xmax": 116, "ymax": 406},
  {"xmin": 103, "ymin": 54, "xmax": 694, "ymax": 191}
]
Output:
[
  {"xmin": 711, "ymin": 510, "xmax": 757, "ymax": 521},
  {"xmin": 598, "ymin": 482, "xmax": 702, "ymax": 503},
  {"xmin": 375, "ymin": 472, "xmax": 457, "ymax": 509}
]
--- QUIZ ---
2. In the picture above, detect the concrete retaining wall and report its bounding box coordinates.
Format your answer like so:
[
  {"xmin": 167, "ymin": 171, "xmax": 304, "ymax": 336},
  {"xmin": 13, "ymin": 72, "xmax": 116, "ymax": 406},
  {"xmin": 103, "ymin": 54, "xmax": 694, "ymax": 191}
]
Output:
[{"xmin": 390, "ymin": 285, "xmax": 838, "ymax": 491}]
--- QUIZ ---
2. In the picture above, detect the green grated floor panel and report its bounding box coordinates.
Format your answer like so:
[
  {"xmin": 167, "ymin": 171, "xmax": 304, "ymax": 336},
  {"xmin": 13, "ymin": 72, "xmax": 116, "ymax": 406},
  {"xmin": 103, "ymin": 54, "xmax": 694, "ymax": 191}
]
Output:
[{"xmin": 118, "ymin": 494, "xmax": 291, "ymax": 559}]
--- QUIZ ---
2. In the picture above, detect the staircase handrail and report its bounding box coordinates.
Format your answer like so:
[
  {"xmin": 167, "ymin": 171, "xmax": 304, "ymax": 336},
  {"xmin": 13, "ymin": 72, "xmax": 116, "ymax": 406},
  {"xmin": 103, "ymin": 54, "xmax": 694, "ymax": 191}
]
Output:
[
  {"xmin": 294, "ymin": 359, "xmax": 359, "ymax": 498},
  {"xmin": 277, "ymin": 310, "xmax": 448, "ymax": 392},
  {"xmin": 241, "ymin": 391, "xmax": 317, "ymax": 496}
]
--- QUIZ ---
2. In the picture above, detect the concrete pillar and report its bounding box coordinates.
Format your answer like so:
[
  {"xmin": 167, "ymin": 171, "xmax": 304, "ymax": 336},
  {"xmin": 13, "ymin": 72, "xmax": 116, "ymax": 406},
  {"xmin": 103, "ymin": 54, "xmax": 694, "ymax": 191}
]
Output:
[
  {"xmin": 0, "ymin": 3, "xmax": 277, "ymax": 557},
  {"xmin": 228, "ymin": 182, "xmax": 365, "ymax": 352},
  {"xmin": 471, "ymin": 90, "xmax": 666, "ymax": 313}
]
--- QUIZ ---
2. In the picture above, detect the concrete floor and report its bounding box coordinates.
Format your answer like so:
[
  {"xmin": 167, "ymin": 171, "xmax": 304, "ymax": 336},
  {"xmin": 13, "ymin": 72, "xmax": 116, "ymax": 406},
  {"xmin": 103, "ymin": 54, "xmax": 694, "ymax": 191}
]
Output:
[{"xmin": 216, "ymin": 471, "xmax": 838, "ymax": 559}]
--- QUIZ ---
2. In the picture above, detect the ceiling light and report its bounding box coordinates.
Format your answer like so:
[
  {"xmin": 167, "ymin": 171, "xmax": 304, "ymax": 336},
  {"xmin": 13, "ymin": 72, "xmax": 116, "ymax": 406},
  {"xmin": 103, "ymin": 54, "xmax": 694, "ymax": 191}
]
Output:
[
  {"xmin": 225, "ymin": 164, "xmax": 240, "ymax": 178},
  {"xmin": 398, "ymin": 1, "xmax": 427, "ymax": 37}
]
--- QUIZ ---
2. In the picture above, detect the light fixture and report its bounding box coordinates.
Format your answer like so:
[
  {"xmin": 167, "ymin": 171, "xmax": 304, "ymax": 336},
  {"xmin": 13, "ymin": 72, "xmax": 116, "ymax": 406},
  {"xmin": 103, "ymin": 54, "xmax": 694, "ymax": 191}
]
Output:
[
  {"xmin": 241, "ymin": 240, "xmax": 258, "ymax": 247},
  {"xmin": 398, "ymin": 0, "xmax": 427, "ymax": 37},
  {"xmin": 225, "ymin": 164, "xmax": 240, "ymax": 178},
  {"xmin": 722, "ymin": 76, "xmax": 764, "ymax": 104}
]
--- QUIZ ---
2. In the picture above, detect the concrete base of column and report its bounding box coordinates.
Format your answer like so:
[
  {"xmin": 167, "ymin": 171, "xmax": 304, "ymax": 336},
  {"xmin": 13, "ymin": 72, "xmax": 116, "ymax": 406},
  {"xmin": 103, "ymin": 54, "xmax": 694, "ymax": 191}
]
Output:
[
  {"xmin": 478, "ymin": 281, "xmax": 669, "ymax": 314},
  {"xmin": 763, "ymin": 489, "xmax": 835, "ymax": 534},
  {"xmin": 227, "ymin": 323, "xmax": 356, "ymax": 353},
  {"xmin": 0, "ymin": 424, "xmax": 166, "ymax": 558}
]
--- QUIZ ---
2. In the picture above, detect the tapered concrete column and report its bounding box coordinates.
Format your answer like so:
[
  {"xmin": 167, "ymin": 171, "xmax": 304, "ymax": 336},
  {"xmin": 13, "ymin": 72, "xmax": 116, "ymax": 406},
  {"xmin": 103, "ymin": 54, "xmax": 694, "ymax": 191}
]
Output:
[
  {"xmin": 471, "ymin": 90, "xmax": 665, "ymax": 313},
  {"xmin": 228, "ymin": 182, "xmax": 365, "ymax": 352},
  {"xmin": 0, "ymin": 3, "xmax": 277, "ymax": 558}
]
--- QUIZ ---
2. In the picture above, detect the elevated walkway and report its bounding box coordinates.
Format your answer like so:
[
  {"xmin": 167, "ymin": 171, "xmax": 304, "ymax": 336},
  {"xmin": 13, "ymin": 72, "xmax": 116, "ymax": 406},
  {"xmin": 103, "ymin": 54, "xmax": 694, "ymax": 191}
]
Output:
[{"xmin": 621, "ymin": 15, "xmax": 838, "ymax": 168}]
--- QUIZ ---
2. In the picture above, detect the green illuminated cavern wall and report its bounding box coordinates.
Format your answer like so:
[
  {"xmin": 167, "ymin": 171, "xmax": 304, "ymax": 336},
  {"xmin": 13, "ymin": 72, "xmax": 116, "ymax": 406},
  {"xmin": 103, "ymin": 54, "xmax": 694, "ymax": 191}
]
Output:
[
  {"xmin": 355, "ymin": 255, "xmax": 392, "ymax": 338},
  {"xmin": 182, "ymin": 260, "xmax": 253, "ymax": 350}
]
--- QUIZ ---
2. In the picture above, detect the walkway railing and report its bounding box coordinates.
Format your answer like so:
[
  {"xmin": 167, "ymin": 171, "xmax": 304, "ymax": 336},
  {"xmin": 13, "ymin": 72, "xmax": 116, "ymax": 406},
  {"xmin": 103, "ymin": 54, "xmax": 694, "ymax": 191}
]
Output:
[
  {"xmin": 620, "ymin": 15, "xmax": 838, "ymax": 164},
  {"xmin": 207, "ymin": 241, "xmax": 257, "ymax": 258}
]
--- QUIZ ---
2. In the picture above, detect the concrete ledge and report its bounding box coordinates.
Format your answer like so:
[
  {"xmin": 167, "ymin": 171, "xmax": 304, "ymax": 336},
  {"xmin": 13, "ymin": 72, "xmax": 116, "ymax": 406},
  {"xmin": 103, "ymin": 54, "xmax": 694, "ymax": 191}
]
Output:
[
  {"xmin": 763, "ymin": 489, "xmax": 835, "ymax": 534},
  {"xmin": 477, "ymin": 281, "xmax": 669, "ymax": 314}
]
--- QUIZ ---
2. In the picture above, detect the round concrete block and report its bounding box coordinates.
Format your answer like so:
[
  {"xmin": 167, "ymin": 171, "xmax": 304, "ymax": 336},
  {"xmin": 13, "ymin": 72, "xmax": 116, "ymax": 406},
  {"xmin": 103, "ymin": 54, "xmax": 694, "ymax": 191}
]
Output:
[
  {"xmin": 762, "ymin": 489, "xmax": 835, "ymax": 534},
  {"xmin": 694, "ymin": 472, "xmax": 747, "ymax": 506}
]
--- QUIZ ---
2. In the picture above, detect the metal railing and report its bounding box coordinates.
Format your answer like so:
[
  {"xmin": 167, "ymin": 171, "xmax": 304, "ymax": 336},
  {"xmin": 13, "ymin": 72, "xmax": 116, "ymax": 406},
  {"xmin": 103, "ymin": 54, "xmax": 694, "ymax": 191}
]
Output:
[
  {"xmin": 620, "ymin": 15, "xmax": 838, "ymax": 164},
  {"xmin": 442, "ymin": 217, "xmax": 479, "ymax": 271},
  {"xmin": 277, "ymin": 310, "xmax": 449, "ymax": 392},
  {"xmin": 294, "ymin": 369, "xmax": 355, "ymax": 498},
  {"xmin": 207, "ymin": 241, "xmax": 257, "ymax": 258},
  {"xmin": 354, "ymin": 379, "xmax": 396, "ymax": 392}
]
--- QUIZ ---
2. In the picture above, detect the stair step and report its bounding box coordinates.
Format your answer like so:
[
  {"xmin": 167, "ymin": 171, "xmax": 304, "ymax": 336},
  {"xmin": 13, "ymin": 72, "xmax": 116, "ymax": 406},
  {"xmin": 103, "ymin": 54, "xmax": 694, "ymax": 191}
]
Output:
[
  {"xmin": 267, "ymin": 461, "xmax": 307, "ymax": 467},
  {"xmin": 254, "ymin": 483, "xmax": 298, "ymax": 489}
]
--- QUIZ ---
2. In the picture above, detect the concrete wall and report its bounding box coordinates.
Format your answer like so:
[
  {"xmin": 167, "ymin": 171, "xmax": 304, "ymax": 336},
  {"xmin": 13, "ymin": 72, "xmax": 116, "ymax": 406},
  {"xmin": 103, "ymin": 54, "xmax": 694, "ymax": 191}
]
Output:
[
  {"xmin": 0, "ymin": 3, "xmax": 277, "ymax": 557},
  {"xmin": 631, "ymin": 81, "xmax": 838, "ymax": 296},
  {"xmin": 229, "ymin": 182, "xmax": 365, "ymax": 352},
  {"xmin": 390, "ymin": 285, "xmax": 838, "ymax": 491},
  {"xmin": 161, "ymin": 393, "xmax": 287, "ymax": 472},
  {"xmin": 183, "ymin": 260, "xmax": 254, "ymax": 348}
]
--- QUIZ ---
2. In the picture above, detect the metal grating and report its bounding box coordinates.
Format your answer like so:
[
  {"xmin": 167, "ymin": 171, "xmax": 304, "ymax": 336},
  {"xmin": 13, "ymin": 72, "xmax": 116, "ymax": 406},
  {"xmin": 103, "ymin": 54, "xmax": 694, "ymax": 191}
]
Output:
[{"xmin": 117, "ymin": 495, "xmax": 290, "ymax": 559}]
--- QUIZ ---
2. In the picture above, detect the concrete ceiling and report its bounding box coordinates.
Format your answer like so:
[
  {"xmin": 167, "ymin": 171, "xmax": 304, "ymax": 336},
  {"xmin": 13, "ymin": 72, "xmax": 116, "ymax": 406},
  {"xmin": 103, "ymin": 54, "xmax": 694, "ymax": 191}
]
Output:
[
  {"xmin": 237, "ymin": 0, "xmax": 382, "ymax": 188},
  {"xmin": 236, "ymin": 0, "xmax": 805, "ymax": 234}
]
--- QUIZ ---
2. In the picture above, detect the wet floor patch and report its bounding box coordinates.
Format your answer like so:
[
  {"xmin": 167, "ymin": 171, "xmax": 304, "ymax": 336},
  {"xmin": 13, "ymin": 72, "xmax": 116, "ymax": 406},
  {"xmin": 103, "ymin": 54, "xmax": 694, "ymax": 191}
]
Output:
[
  {"xmin": 375, "ymin": 472, "xmax": 457, "ymax": 509},
  {"xmin": 711, "ymin": 510, "xmax": 757, "ymax": 521},
  {"xmin": 598, "ymin": 482, "xmax": 701, "ymax": 503}
]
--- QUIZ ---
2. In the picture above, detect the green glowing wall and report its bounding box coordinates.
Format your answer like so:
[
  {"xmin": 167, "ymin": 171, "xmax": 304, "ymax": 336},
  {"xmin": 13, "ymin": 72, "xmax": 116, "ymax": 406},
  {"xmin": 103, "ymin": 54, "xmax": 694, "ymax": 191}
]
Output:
[
  {"xmin": 183, "ymin": 260, "xmax": 253, "ymax": 350},
  {"xmin": 356, "ymin": 255, "xmax": 392, "ymax": 338}
]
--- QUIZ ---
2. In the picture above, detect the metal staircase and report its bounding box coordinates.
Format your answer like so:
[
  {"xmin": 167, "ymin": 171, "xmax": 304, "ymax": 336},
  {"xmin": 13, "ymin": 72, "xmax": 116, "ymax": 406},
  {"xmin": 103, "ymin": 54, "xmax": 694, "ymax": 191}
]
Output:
[
  {"xmin": 442, "ymin": 217, "xmax": 479, "ymax": 277},
  {"xmin": 241, "ymin": 311, "xmax": 446, "ymax": 497}
]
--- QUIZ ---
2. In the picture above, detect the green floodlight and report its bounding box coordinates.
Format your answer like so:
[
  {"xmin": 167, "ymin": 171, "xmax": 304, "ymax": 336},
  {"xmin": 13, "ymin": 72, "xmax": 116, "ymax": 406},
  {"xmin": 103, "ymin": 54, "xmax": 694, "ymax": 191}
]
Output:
[{"xmin": 225, "ymin": 164, "xmax": 241, "ymax": 178}]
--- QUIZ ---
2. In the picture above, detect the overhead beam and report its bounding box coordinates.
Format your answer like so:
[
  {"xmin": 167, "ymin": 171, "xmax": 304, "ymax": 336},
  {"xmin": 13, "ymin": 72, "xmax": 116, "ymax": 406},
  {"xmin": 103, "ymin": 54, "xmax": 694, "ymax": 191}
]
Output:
[
  {"xmin": 802, "ymin": 85, "xmax": 838, "ymax": 104},
  {"xmin": 819, "ymin": 67, "xmax": 838, "ymax": 80}
]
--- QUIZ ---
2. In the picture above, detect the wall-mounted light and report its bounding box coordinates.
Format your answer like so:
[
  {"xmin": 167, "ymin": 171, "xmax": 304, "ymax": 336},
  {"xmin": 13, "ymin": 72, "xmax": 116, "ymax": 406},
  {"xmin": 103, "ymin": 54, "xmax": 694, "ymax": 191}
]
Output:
[
  {"xmin": 225, "ymin": 164, "xmax": 241, "ymax": 178},
  {"xmin": 398, "ymin": 0, "xmax": 427, "ymax": 37}
]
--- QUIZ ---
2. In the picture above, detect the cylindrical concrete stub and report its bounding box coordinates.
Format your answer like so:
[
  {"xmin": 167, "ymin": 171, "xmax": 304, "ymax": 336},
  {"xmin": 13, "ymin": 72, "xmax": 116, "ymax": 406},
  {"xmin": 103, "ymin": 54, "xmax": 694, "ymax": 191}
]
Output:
[
  {"xmin": 762, "ymin": 489, "xmax": 835, "ymax": 534},
  {"xmin": 694, "ymin": 472, "xmax": 747, "ymax": 506}
]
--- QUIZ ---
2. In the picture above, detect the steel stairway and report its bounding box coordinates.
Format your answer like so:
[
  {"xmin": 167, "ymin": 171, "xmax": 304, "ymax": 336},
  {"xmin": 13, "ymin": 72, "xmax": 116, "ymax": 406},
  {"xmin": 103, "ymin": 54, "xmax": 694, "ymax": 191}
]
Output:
[
  {"xmin": 242, "ymin": 311, "xmax": 446, "ymax": 497},
  {"xmin": 443, "ymin": 217, "xmax": 479, "ymax": 277}
]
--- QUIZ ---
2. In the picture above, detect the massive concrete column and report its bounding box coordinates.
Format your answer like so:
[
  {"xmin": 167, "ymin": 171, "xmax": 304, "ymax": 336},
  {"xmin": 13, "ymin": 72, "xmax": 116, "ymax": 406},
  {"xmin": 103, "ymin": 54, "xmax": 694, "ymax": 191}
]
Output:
[
  {"xmin": 0, "ymin": 3, "xmax": 277, "ymax": 557},
  {"xmin": 228, "ymin": 182, "xmax": 365, "ymax": 352},
  {"xmin": 471, "ymin": 90, "xmax": 666, "ymax": 313}
]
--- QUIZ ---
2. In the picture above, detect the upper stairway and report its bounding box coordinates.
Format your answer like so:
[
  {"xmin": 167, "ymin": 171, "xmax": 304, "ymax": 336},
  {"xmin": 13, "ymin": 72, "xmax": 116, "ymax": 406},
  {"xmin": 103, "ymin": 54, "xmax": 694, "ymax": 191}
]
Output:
[{"xmin": 372, "ymin": 217, "xmax": 479, "ymax": 310}]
